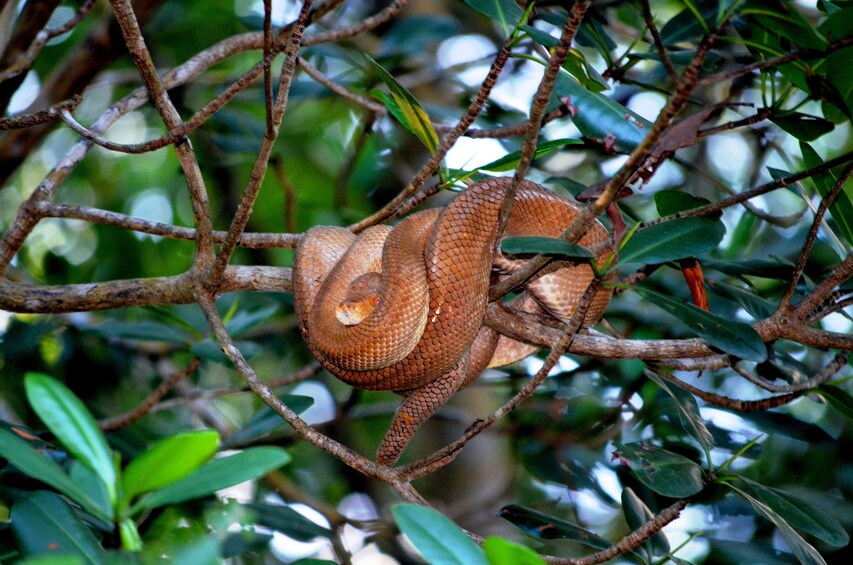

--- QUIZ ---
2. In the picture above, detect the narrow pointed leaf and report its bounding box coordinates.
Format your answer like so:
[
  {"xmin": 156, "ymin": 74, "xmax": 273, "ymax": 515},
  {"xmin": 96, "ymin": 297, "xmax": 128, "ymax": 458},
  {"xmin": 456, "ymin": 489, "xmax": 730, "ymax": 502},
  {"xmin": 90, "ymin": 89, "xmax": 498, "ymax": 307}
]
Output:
[
  {"xmin": 629, "ymin": 286, "xmax": 767, "ymax": 362},
  {"xmin": 463, "ymin": 0, "xmax": 525, "ymax": 36},
  {"xmin": 612, "ymin": 442, "xmax": 705, "ymax": 498},
  {"xmin": 818, "ymin": 385, "xmax": 853, "ymax": 419},
  {"xmin": 478, "ymin": 138, "xmax": 583, "ymax": 172},
  {"xmin": 621, "ymin": 487, "xmax": 670, "ymax": 556},
  {"xmin": 726, "ymin": 484, "xmax": 826, "ymax": 565},
  {"xmin": 0, "ymin": 429, "xmax": 111, "ymax": 522},
  {"xmin": 499, "ymin": 505, "xmax": 611, "ymax": 550},
  {"xmin": 393, "ymin": 504, "xmax": 488, "ymax": 565},
  {"xmin": 367, "ymin": 55, "xmax": 438, "ymax": 152},
  {"xmin": 245, "ymin": 503, "xmax": 332, "ymax": 541},
  {"xmin": 11, "ymin": 491, "xmax": 106, "ymax": 565},
  {"xmin": 800, "ymin": 142, "xmax": 853, "ymax": 245},
  {"xmin": 24, "ymin": 374, "xmax": 117, "ymax": 507},
  {"xmin": 645, "ymin": 370, "xmax": 714, "ymax": 453},
  {"xmin": 501, "ymin": 236, "xmax": 594, "ymax": 259}
]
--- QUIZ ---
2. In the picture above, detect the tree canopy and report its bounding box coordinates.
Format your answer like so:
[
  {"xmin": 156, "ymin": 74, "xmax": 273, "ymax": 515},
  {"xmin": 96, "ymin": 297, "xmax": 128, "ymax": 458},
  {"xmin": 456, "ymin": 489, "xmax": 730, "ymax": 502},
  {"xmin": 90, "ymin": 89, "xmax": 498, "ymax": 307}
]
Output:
[{"xmin": 0, "ymin": 0, "xmax": 852, "ymax": 564}]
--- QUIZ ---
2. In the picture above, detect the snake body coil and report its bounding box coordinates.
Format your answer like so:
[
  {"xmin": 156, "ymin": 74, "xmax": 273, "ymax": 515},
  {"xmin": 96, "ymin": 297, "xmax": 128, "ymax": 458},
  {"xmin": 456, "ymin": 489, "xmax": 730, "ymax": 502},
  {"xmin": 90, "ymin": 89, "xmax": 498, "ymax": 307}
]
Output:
[{"xmin": 293, "ymin": 178, "xmax": 612, "ymax": 464}]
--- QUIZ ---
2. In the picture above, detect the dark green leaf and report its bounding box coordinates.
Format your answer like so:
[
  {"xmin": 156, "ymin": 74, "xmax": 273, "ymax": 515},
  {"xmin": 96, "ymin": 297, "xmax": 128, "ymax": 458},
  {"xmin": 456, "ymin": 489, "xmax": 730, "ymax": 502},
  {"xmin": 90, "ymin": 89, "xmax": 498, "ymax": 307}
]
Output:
[
  {"xmin": 393, "ymin": 504, "xmax": 487, "ymax": 565},
  {"xmin": 621, "ymin": 487, "xmax": 670, "ymax": 556},
  {"xmin": 483, "ymin": 536, "xmax": 545, "ymax": 565},
  {"xmin": 478, "ymin": 138, "xmax": 583, "ymax": 172},
  {"xmin": 190, "ymin": 339, "xmax": 260, "ymax": 363},
  {"xmin": 225, "ymin": 305, "xmax": 279, "ymax": 337},
  {"xmin": 138, "ymin": 447, "xmax": 291, "ymax": 510},
  {"xmin": 0, "ymin": 429, "xmax": 110, "ymax": 522},
  {"xmin": 726, "ymin": 484, "xmax": 826, "ymax": 565},
  {"xmin": 68, "ymin": 462, "xmax": 112, "ymax": 523},
  {"xmin": 645, "ymin": 370, "xmax": 714, "ymax": 453},
  {"xmin": 501, "ymin": 236, "xmax": 594, "ymax": 259},
  {"xmin": 366, "ymin": 55, "xmax": 438, "ymax": 152},
  {"xmin": 701, "ymin": 258, "xmax": 793, "ymax": 280},
  {"xmin": 225, "ymin": 395, "xmax": 315, "ymax": 447},
  {"xmin": 11, "ymin": 491, "xmax": 106, "ymax": 565},
  {"xmin": 630, "ymin": 285, "xmax": 767, "ymax": 362},
  {"xmin": 498, "ymin": 505, "xmax": 611, "ymax": 550},
  {"xmin": 245, "ymin": 503, "xmax": 332, "ymax": 541},
  {"xmin": 86, "ymin": 321, "xmax": 188, "ymax": 344},
  {"xmin": 618, "ymin": 218, "xmax": 725, "ymax": 265},
  {"xmin": 771, "ymin": 113, "xmax": 835, "ymax": 141},
  {"xmin": 612, "ymin": 442, "xmax": 705, "ymax": 498},
  {"xmin": 24, "ymin": 374, "xmax": 117, "ymax": 507},
  {"xmin": 800, "ymin": 142, "xmax": 853, "ymax": 246},
  {"xmin": 708, "ymin": 281, "xmax": 777, "ymax": 319},
  {"xmin": 463, "ymin": 0, "xmax": 525, "ymax": 35},
  {"xmin": 735, "ymin": 477, "xmax": 849, "ymax": 546},
  {"xmin": 660, "ymin": 4, "xmax": 716, "ymax": 45},
  {"xmin": 122, "ymin": 430, "xmax": 220, "ymax": 502},
  {"xmin": 555, "ymin": 73, "xmax": 651, "ymax": 153},
  {"xmin": 818, "ymin": 384, "xmax": 853, "ymax": 419},
  {"xmin": 221, "ymin": 530, "xmax": 274, "ymax": 558},
  {"xmin": 654, "ymin": 190, "xmax": 715, "ymax": 217}
]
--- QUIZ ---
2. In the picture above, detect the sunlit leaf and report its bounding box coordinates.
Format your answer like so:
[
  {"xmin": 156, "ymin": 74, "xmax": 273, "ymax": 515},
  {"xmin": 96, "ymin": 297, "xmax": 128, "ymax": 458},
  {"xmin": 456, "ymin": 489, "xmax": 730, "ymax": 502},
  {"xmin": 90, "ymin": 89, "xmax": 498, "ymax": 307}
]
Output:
[
  {"xmin": 122, "ymin": 430, "xmax": 220, "ymax": 502},
  {"xmin": 499, "ymin": 505, "xmax": 611, "ymax": 550},
  {"xmin": 393, "ymin": 504, "xmax": 488, "ymax": 565},
  {"xmin": 138, "ymin": 447, "xmax": 291, "ymax": 510},
  {"xmin": 612, "ymin": 442, "xmax": 705, "ymax": 498},
  {"xmin": 367, "ymin": 55, "xmax": 439, "ymax": 152},
  {"xmin": 11, "ymin": 491, "xmax": 107, "ymax": 565},
  {"xmin": 629, "ymin": 285, "xmax": 767, "ymax": 362},
  {"xmin": 483, "ymin": 536, "xmax": 546, "ymax": 565},
  {"xmin": 24, "ymin": 374, "xmax": 117, "ymax": 507}
]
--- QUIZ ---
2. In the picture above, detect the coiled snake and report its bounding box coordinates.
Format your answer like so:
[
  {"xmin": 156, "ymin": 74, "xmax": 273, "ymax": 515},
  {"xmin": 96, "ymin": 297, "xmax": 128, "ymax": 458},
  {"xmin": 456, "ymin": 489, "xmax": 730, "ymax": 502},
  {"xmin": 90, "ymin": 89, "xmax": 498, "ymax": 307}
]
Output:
[{"xmin": 293, "ymin": 178, "xmax": 612, "ymax": 465}]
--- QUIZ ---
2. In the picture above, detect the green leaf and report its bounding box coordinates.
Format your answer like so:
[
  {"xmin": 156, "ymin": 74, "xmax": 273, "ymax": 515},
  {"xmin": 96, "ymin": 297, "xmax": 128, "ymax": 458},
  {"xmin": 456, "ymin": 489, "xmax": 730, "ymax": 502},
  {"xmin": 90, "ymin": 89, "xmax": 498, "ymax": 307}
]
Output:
[
  {"xmin": 69, "ymin": 462, "xmax": 112, "ymax": 522},
  {"xmin": 735, "ymin": 477, "xmax": 849, "ymax": 547},
  {"xmin": 225, "ymin": 395, "xmax": 314, "ymax": 447},
  {"xmin": 621, "ymin": 487, "xmax": 670, "ymax": 556},
  {"xmin": 0, "ymin": 429, "xmax": 111, "ymax": 522},
  {"xmin": 138, "ymin": 447, "xmax": 291, "ymax": 510},
  {"xmin": 701, "ymin": 258, "xmax": 793, "ymax": 281},
  {"xmin": 86, "ymin": 321, "xmax": 189, "ymax": 344},
  {"xmin": 612, "ymin": 442, "xmax": 705, "ymax": 498},
  {"xmin": 709, "ymin": 281, "xmax": 776, "ymax": 319},
  {"xmin": 645, "ymin": 370, "xmax": 714, "ymax": 453},
  {"xmin": 501, "ymin": 236, "xmax": 595, "ymax": 259},
  {"xmin": 498, "ymin": 504, "xmax": 611, "ymax": 550},
  {"xmin": 629, "ymin": 285, "xmax": 767, "ymax": 362},
  {"xmin": 225, "ymin": 304, "xmax": 279, "ymax": 337},
  {"xmin": 245, "ymin": 503, "xmax": 332, "ymax": 541},
  {"xmin": 483, "ymin": 536, "xmax": 545, "ymax": 565},
  {"xmin": 771, "ymin": 113, "xmax": 835, "ymax": 142},
  {"xmin": 654, "ymin": 190, "xmax": 716, "ymax": 217},
  {"xmin": 817, "ymin": 384, "xmax": 853, "ymax": 419},
  {"xmin": 800, "ymin": 142, "xmax": 853, "ymax": 246},
  {"xmin": 478, "ymin": 138, "xmax": 583, "ymax": 172},
  {"xmin": 726, "ymin": 483, "xmax": 826, "ymax": 565},
  {"xmin": 463, "ymin": 0, "xmax": 525, "ymax": 36},
  {"xmin": 16, "ymin": 556, "xmax": 85, "ymax": 565},
  {"xmin": 618, "ymin": 218, "xmax": 725, "ymax": 265},
  {"xmin": 24, "ymin": 374, "xmax": 117, "ymax": 508},
  {"xmin": 122, "ymin": 430, "xmax": 220, "ymax": 503},
  {"xmin": 190, "ymin": 339, "xmax": 260, "ymax": 363},
  {"xmin": 556, "ymin": 73, "xmax": 651, "ymax": 153},
  {"xmin": 11, "ymin": 491, "xmax": 107, "ymax": 565},
  {"xmin": 366, "ymin": 55, "xmax": 439, "ymax": 152},
  {"xmin": 392, "ymin": 504, "xmax": 488, "ymax": 565}
]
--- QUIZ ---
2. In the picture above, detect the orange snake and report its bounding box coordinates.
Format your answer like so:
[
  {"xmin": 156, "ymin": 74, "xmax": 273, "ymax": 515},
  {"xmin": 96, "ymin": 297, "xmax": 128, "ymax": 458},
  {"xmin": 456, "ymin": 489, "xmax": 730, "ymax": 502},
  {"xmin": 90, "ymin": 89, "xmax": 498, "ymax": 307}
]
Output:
[{"xmin": 293, "ymin": 178, "xmax": 612, "ymax": 464}]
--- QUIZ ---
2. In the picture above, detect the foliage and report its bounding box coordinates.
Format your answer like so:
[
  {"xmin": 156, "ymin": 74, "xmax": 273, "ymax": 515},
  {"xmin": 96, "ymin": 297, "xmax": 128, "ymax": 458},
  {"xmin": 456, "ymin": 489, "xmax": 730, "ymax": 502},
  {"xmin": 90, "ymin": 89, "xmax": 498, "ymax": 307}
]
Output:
[{"xmin": 0, "ymin": 0, "xmax": 851, "ymax": 564}]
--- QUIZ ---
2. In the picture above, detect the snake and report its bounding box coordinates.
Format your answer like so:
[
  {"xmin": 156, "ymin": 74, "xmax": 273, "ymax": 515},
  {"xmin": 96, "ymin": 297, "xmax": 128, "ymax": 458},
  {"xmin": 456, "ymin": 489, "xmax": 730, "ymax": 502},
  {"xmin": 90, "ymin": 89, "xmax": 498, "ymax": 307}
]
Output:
[{"xmin": 293, "ymin": 177, "xmax": 613, "ymax": 465}]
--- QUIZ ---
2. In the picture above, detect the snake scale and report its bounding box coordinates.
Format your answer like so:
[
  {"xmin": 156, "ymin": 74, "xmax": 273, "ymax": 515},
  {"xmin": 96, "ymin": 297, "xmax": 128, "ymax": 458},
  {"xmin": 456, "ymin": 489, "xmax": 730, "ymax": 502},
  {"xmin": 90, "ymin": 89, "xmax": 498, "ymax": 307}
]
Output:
[{"xmin": 293, "ymin": 178, "xmax": 613, "ymax": 464}]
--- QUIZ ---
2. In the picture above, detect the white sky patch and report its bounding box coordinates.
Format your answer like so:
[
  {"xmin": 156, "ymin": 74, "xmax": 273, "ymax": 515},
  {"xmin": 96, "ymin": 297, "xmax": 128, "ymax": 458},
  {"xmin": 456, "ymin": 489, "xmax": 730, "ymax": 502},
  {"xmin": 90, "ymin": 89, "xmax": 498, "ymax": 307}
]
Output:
[
  {"xmin": 127, "ymin": 189, "xmax": 173, "ymax": 241},
  {"xmin": 8, "ymin": 71, "xmax": 40, "ymax": 114},
  {"xmin": 444, "ymin": 136, "xmax": 508, "ymax": 170},
  {"xmin": 289, "ymin": 381, "xmax": 336, "ymax": 424}
]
